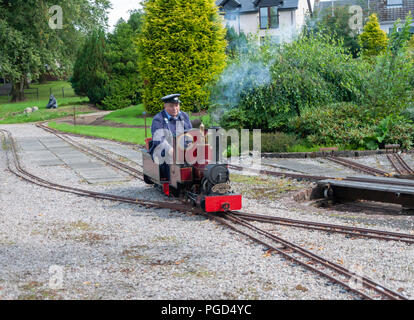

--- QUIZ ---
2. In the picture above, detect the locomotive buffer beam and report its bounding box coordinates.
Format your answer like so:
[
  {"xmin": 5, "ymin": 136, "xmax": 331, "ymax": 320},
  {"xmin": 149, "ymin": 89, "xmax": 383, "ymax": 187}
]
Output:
[{"xmin": 318, "ymin": 178, "xmax": 414, "ymax": 212}]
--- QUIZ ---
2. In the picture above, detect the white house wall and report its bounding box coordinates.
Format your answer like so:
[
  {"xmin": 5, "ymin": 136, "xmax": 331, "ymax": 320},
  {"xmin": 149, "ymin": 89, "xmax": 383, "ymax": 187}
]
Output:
[{"xmin": 219, "ymin": 0, "xmax": 314, "ymax": 43}]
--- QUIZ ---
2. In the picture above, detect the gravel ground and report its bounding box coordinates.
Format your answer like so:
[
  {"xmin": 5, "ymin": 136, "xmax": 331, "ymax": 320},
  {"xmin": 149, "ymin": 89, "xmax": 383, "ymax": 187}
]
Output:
[{"xmin": 0, "ymin": 123, "xmax": 413, "ymax": 300}]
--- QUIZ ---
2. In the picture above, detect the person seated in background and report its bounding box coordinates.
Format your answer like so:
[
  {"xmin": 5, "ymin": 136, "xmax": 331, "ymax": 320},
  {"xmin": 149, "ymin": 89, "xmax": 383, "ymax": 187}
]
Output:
[{"xmin": 149, "ymin": 94, "xmax": 192, "ymax": 180}]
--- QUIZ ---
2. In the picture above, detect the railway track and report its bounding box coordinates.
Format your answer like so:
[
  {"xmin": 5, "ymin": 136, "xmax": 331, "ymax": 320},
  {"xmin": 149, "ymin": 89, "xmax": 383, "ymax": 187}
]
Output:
[
  {"xmin": 326, "ymin": 157, "xmax": 389, "ymax": 177},
  {"xmin": 386, "ymin": 153, "xmax": 414, "ymax": 176},
  {"xmin": 35, "ymin": 124, "xmax": 414, "ymax": 243},
  {"xmin": 232, "ymin": 211, "xmax": 414, "ymax": 244},
  {"xmin": 221, "ymin": 212, "xmax": 407, "ymax": 300},
  {"xmin": 228, "ymin": 164, "xmax": 331, "ymax": 181},
  {"xmin": 2, "ymin": 127, "xmax": 411, "ymax": 299}
]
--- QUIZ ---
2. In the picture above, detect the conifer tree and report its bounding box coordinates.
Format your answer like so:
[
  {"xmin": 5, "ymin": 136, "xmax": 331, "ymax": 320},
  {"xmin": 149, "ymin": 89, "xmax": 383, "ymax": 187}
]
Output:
[
  {"xmin": 138, "ymin": 0, "xmax": 227, "ymax": 114},
  {"xmin": 70, "ymin": 29, "xmax": 109, "ymax": 105},
  {"xmin": 358, "ymin": 14, "xmax": 389, "ymax": 59}
]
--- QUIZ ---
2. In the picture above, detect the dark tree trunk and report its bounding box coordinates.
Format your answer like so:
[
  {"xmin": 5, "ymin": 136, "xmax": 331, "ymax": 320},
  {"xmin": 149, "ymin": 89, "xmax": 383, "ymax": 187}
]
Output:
[
  {"xmin": 24, "ymin": 78, "xmax": 30, "ymax": 89},
  {"xmin": 38, "ymin": 73, "xmax": 48, "ymax": 84},
  {"xmin": 11, "ymin": 79, "xmax": 26, "ymax": 102}
]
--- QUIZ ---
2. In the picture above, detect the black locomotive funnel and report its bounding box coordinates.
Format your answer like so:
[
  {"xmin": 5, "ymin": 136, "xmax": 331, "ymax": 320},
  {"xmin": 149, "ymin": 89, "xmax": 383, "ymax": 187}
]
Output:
[{"xmin": 208, "ymin": 126, "xmax": 222, "ymax": 164}]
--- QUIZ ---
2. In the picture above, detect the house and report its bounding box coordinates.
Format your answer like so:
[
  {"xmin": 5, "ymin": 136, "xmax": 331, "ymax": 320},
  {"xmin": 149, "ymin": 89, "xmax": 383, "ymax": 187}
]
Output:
[
  {"xmin": 216, "ymin": 0, "xmax": 315, "ymax": 43},
  {"xmin": 315, "ymin": 0, "xmax": 414, "ymax": 34},
  {"xmin": 368, "ymin": 0, "xmax": 414, "ymax": 33}
]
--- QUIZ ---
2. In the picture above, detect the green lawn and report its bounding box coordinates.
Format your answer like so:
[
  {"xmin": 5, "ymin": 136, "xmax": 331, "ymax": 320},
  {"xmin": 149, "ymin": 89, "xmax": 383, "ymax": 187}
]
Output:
[
  {"xmin": 0, "ymin": 80, "xmax": 77, "ymax": 104},
  {"xmin": 48, "ymin": 122, "xmax": 149, "ymax": 145},
  {"xmin": 103, "ymin": 104, "xmax": 210, "ymax": 127},
  {"xmin": 0, "ymin": 81, "xmax": 91, "ymax": 124},
  {"xmin": 103, "ymin": 104, "xmax": 153, "ymax": 126}
]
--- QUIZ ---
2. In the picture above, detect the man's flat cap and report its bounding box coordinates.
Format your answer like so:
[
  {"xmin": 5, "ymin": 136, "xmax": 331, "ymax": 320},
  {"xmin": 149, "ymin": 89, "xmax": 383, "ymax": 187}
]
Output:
[{"xmin": 161, "ymin": 94, "xmax": 181, "ymax": 104}]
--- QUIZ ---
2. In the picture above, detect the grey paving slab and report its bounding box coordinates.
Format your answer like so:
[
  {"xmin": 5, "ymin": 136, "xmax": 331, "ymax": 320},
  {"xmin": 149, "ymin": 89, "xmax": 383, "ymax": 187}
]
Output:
[
  {"xmin": 69, "ymin": 162, "xmax": 106, "ymax": 170},
  {"xmin": 16, "ymin": 135, "xmax": 130, "ymax": 183},
  {"xmin": 16, "ymin": 138, "xmax": 47, "ymax": 151},
  {"xmin": 17, "ymin": 139, "xmax": 64, "ymax": 166},
  {"xmin": 33, "ymin": 159, "xmax": 64, "ymax": 166},
  {"xmin": 92, "ymin": 142, "xmax": 142, "ymax": 164}
]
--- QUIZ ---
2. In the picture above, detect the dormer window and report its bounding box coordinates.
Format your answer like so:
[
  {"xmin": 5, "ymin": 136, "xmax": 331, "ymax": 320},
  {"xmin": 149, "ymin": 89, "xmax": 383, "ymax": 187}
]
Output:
[
  {"xmin": 259, "ymin": 6, "xmax": 279, "ymax": 29},
  {"xmin": 387, "ymin": 0, "xmax": 403, "ymax": 7}
]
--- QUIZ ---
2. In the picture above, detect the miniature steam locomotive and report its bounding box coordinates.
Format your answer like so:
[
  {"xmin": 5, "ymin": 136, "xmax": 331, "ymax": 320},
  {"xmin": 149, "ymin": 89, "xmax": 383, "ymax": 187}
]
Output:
[{"xmin": 142, "ymin": 127, "xmax": 242, "ymax": 212}]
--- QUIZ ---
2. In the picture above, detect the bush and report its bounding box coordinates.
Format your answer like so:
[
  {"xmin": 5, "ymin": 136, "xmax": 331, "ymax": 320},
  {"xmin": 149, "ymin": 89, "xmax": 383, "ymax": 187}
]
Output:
[
  {"xmin": 360, "ymin": 51, "xmax": 414, "ymax": 117},
  {"xmin": 289, "ymin": 103, "xmax": 414, "ymax": 150},
  {"xmin": 139, "ymin": 0, "xmax": 227, "ymax": 114},
  {"xmin": 260, "ymin": 132, "xmax": 300, "ymax": 153},
  {"xmin": 214, "ymin": 32, "xmax": 366, "ymax": 131}
]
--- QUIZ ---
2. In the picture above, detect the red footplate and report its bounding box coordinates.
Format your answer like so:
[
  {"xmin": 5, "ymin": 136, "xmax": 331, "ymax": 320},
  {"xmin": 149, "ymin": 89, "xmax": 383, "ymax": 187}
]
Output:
[{"xmin": 204, "ymin": 194, "xmax": 242, "ymax": 212}]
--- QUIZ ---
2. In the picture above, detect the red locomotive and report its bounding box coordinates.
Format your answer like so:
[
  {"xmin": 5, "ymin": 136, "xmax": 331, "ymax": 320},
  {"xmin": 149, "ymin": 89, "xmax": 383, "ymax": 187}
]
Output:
[{"xmin": 142, "ymin": 127, "xmax": 242, "ymax": 212}]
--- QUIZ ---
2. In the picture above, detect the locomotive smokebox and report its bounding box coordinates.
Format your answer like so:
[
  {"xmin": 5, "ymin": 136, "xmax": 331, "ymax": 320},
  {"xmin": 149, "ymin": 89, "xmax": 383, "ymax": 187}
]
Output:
[{"xmin": 207, "ymin": 126, "xmax": 223, "ymax": 164}]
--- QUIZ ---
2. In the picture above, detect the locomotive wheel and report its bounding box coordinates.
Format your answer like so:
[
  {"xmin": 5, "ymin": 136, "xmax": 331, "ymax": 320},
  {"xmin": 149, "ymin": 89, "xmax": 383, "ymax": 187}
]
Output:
[{"xmin": 143, "ymin": 174, "xmax": 154, "ymax": 185}]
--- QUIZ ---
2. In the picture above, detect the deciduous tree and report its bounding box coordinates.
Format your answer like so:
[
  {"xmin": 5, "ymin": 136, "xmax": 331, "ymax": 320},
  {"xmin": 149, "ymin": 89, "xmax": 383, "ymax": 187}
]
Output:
[{"xmin": 0, "ymin": 0, "xmax": 111, "ymax": 101}]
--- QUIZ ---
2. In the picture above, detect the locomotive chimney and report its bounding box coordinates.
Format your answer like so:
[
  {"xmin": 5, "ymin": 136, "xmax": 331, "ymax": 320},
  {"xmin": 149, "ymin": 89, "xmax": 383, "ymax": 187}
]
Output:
[{"xmin": 208, "ymin": 126, "xmax": 222, "ymax": 164}]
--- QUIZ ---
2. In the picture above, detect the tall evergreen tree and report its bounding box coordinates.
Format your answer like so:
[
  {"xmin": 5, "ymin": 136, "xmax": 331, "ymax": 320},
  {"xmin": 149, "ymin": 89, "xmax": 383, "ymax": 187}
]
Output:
[
  {"xmin": 102, "ymin": 19, "xmax": 143, "ymax": 109},
  {"xmin": 358, "ymin": 14, "xmax": 389, "ymax": 59},
  {"xmin": 138, "ymin": 0, "xmax": 227, "ymax": 114},
  {"xmin": 70, "ymin": 29, "xmax": 109, "ymax": 105}
]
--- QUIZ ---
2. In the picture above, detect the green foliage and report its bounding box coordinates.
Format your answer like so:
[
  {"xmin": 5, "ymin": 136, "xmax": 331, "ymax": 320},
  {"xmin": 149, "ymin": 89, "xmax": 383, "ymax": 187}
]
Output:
[
  {"xmin": 359, "ymin": 14, "xmax": 389, "ymax": 59},
  {"xmin": 389, "ymin": 13, "xmax": 413, "ymax": 55},
  {"xmin": 70, "ymin": 29, "xmax": 109, "ymax": 105},
  {"xmin": 102, "ymin": 19, "xmax": 142, "ymax": 110},
  {"xmin": 408, "ymin": 34, "xmax": 414, "ymax": 59},
  {"xmin": 289, "ymin": 103, "xmax": 414, "ymax": 150},
  {"xmin": 0, "ymin": 0, "xmax": 111, "ymax": 101},
  {"xmin": 360, "ymin": 51, "xmax": 414, "ymax": 116},
  {"xmin": 305, "ymin": 5, "xmax": 362, "ymax": 57},
  {"xmin": 260, "ymin": 132, "xmax": 300, "ymax": 153},
  {"xmin": 215, "ymin": 32, "xmax": 365, "ymax": 131},
  {"xmin": 224, "ymin": 25, "xmax": 248, "ymax": 58},
  {"xmin": 71, "ymin": 11, "xmax": 144, "ymax": 110},
  {"xmin": 138, "ymin": 0, "xmax": 227, "ymax": 114}
]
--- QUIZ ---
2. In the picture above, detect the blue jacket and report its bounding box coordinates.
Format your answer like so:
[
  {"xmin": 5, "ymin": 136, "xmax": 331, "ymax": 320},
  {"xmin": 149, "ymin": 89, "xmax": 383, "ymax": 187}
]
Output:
[{"xmin": 149, "ymin": 109, "xmax": 192, "ymax": 157}]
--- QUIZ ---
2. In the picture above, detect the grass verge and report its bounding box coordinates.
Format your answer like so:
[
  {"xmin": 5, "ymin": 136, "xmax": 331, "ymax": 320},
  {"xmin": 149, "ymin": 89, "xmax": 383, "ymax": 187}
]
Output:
[
  {"xmin": 103, "ymin": 104, "xmax": 210, "ymax": 127},
  {"xmin": 0, "ymin": 104, "xmax": 95, "ymax": 124},
  {"xmin": 48, "ymin": 122, "xmax": 149, "ymax": 145}
]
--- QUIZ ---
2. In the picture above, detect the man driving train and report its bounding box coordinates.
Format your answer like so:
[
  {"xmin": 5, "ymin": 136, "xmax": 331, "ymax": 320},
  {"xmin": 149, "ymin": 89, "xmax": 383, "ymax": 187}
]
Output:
[{"xmin": 149, "ymin": 93, "xmax": 192, "ymax": 179}]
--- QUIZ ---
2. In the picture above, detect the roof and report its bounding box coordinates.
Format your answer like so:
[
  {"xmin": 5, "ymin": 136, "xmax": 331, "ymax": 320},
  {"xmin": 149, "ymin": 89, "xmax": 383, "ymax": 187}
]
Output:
[
  {"xmin": 315, "ymin": 0, "xmax": 414, "ymax": 23},
  {"xmin": 216, "ymin": 0, "xmax": 299, "ymax": 13},
  {"xmin": 369, "ymin": 0, "xmax": 414, "ymax": 23},
  {"xmin": 315, "ymin": 0, "xmax": 368, "ymax": 10}
]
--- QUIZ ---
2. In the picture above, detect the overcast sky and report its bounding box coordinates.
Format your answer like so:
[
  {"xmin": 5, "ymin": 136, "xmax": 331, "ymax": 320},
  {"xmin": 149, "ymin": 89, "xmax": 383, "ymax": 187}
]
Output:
[{"xmin": 107, "ymin": 0, "xmax": 142, "ymax": 30}]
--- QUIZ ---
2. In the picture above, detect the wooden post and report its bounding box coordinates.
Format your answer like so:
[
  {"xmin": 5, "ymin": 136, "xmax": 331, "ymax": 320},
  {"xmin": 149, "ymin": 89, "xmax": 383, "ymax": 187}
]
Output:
[
  {"xmin": 36, "ymin": 88, "xmax": 39, "ymax": 101},
  {"xmin": 62, "ymin": 87, "xmax": 64, "ymax": 98},
  {"xmin": 143, "ymin": 111, "xmax": 147, "ymax": 138},
  {"xmin": 73, "ymin": 106, "xmax": 76, "ymax": 126}
]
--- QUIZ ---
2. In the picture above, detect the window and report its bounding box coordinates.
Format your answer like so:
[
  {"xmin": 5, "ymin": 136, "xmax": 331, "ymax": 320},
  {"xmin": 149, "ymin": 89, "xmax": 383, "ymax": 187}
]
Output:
[
  {"xmin": 259, "ymin": 6, "xmax": 279, "ymax": 29},
  {"xmin": 387, "ymin": 0, "xmax": 403, "ymax": 7}
]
